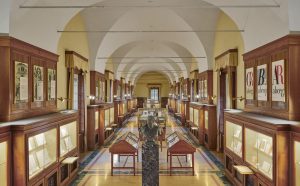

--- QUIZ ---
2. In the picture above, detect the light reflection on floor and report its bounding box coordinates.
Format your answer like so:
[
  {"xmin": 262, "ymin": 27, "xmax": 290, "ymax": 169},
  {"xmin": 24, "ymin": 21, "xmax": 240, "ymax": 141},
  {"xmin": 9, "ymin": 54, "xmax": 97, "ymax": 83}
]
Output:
[{"xmin": 75, "ymin": 115, "xmax": 228, "ymax": 186}]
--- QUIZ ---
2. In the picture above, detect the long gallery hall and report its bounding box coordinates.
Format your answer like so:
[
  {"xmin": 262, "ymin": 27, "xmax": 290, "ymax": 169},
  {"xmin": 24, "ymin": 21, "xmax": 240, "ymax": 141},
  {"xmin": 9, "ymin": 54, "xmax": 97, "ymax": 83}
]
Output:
[{"xmin": 0, "ymin": 0, "xmax": 300, "ymax": 186}]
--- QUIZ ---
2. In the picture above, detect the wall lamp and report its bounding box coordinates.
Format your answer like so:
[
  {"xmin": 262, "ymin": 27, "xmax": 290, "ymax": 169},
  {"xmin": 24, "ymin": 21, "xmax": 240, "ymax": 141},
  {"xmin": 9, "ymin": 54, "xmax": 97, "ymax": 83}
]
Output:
[
  {"xmin": 233, "ymin": 96, "xmax": 245, "ymax": 102},
  {"xmin": 57, "ymin": 97, "xmax": 71, "ymax": 102}
]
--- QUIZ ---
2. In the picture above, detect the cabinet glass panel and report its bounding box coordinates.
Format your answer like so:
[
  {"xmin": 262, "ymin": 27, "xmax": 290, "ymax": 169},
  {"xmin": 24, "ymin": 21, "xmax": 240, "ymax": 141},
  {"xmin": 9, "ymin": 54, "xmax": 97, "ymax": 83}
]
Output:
[
  {"xmin": 109, "ymin": 107, "xmax": 114, "ymax": 123},
  {"xmin": 225, "ymin": 121, "xmax": 242, "ymax": 157},
  {"xmin": 193, "ymin": 109, "xmax": 199, "ymax": 126},
  {"xmin": 245, "ymin": 128, "xmax": 273, "ymax": 179},
  {"xmin": 0, "ymin": 141, "xmax": 7, "ymax": 186},
  {"xmin": 105, "ymin": 109, "xmax": 110, "ymax": 127},
  {"xmin": 28, "ymin": 128, "xmax": 57, "ymax": 179},
  {"xmin": 189, "ymin": 108, "xmax": 193, "ymax": 123},
  {"xmin": 177, "ymin": 102, "xmax": 181, "ymax": 113},
  {"xmin": 204, "ymin": 111, "xmax": 208, "ymax": 129},
  {"xmin": 295, "ymin": 141, "xmax": 300, "ymax": 186},
  {"xmin": 123, "ymin": 103, "xmax": 127, "ymax": 114},
  {"xmin": 60, "ymin": 122, "xmax": 77, "ymax": 157},
  {"xmin": 95, "ymin": 111, "xmax": 99, "ymax": 130}
]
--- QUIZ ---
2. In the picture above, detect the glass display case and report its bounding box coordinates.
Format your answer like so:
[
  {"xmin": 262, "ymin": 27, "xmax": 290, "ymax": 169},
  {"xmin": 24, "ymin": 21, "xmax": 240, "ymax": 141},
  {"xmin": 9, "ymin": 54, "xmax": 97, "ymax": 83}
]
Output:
[
  {"xmin": 193, "ymin": 109, "xmax": 199, "ymax": 126},
  {"xmin": 60, "ymin": 122, "xmax": 77, "ymax": 157},
  {"xmin": 123, "ymin": 102, "xmax": 127, "ymax": 115},
  {"xmin": 177, "ymin": 101, "xmax": 181, "ymax": 113},
  {"xmin": 110, "ymin": 107, "xmax": 114, "ymax": 124},
  {"xmin": 105, "ymin": 109, "xmax": 110, "ymax": 127},
  {"xmin": 225, "ymin": 121, "xmax": 242, "ymax": 157},
  {"xmin": 189, "ymin": 107, "xmax": 193, "ymax": 123},
  {"xmin": 294, "ymin": 141, "xmax": 300, "ymax": 186},
  {"xmin": 95, "ymin": 111, "xmax": 99, "ymax": 130},
  {"xmin": 0, "ymin": 141, "xmax": 7, "ymax": 186},
  {"xmin": 245, "ymin": 128, "xmax": 273, "ymax": 179},
  {"xmin": 204, "ymin": 111, "xmax": 208, "ymax": 129},
  {"xmin": 28, "ymin": 128, "xmax": 57, "ymax": 179}
]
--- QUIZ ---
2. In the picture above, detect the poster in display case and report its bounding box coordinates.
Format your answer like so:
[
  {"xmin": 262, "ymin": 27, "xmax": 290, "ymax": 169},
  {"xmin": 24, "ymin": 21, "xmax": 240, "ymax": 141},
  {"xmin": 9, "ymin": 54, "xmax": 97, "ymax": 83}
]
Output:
[
  {"xmin": 15, "ymin": 61, "xmax": 29, "ymax": 103},
  {"xmin": 47, "ymin": 69, "xmax": 56, "ymax": 100},
  {"xmin": 272, "ymin": 60, "xmax": 285, "ymax": 102},
  {"xmin": 33, "ymin": 65, "xmax": 44, "ymax": 101},
  {"xmin": 245, "ymin": 67, "xmax": 254, "ymax": 100},
  {"xmin": 257, "ymin": 64, "xmax": 268, "ymax": 101}
]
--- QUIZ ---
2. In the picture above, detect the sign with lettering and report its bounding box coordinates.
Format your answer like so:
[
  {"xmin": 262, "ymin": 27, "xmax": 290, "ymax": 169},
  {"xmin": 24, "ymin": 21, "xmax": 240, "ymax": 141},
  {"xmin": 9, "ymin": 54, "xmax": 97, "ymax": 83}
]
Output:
[
  {"xmin": 272, "ymin": 60, "xmax": 285, "ymax": 102},
  {"xmin": 257, "ymin": 64, "xmax": 267, "ymax": 101},
  {"xmin": 245, "ymin": 68, "xmax": 254, "ymax": 100}
]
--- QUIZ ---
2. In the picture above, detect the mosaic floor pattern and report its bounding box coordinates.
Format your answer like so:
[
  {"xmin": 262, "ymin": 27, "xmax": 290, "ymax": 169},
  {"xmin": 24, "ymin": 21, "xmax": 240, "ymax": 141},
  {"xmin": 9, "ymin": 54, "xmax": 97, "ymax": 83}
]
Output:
[{"xmin": 72, "ymin": 115, "xmax": 232, "ymax": 186}]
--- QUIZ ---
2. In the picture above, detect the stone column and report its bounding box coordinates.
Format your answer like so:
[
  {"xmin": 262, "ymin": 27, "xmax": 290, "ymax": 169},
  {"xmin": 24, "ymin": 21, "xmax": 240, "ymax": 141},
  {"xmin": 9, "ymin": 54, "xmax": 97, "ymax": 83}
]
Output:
[{"xmin": 142, "ymin": 141, "xmax": 159, "ymax": 186}]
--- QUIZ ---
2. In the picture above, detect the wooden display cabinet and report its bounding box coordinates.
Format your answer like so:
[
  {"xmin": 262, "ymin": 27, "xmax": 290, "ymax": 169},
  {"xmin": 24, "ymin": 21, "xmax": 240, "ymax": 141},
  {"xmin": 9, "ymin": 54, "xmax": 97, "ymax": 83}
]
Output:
[
  {"xmin": 99, "ymin": 103, "xmax": 115, "ymax": 144},
  {"xmin": 87, "ymin": 105, "xmax": 100, "ymax": 150},
  {"xmin": 243, "ymin": 35, "xmax": 300, "ymax": 120},
  {"xmin": 188, "ymin": 102, "xmax": 204, "ymax": 145},
  {"xmin": 224, "ymin": 110, "xmax": 291, "ymax": 186},
  {"xmin": 181, "ymin": 99, "xmax": 189, "ymax": 127},
  {"xmin": 291, "ymin": 127, "xmax": 300, "ymax": 186},
  {"xmin": 203, "ymin": 105, "xmax": 217, "ymax": 150},
  {"xmin": 166, "ymin": 132, "xmax": 196, "ymax": 175},
  {"xmin": 109, "ymin": 132, "xmax": 139, "ymax": 176},
  {"xmin": 6, "ymin": 111, "xmax": 78, "ymax": 186},
  {"xmin": 198, "ymin": 70, "xmax": 213, "ymax": 104},
  {"xmin": 90, "ymin": 71, "xmax": 106, "ymax": 105},
  {"xmin": 0, "ymin": 125, "xmax": 11, "ymax": 186},
  {"xmin": 0, "ymin": 36, "xmax": 58, "ymax": 122}
]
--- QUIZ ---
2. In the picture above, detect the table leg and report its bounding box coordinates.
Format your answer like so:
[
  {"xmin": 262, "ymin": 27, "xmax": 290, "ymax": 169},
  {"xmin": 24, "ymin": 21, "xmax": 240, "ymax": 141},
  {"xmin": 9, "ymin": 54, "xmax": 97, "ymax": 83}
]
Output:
[
  {"xmin": 111, "ymin": 153, "xmax": 113, "ymax": 176},
  {"xmin": 133, "ymin": 154, "xmax": 136, "ymax": 176},
  {"xmin": 170, "ymin": 153, "xmax": 172, "ymax": 176}
]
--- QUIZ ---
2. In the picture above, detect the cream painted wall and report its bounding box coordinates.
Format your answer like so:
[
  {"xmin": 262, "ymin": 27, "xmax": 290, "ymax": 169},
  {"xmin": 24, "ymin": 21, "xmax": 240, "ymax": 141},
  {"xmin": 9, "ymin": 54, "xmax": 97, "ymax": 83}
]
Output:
[
  {"xmin": 56, "ymin": 13, "xmax": 90, "ymax": 110},
  {"xmin": 135, "ymin": 72, "xmax": 170, "ymax": 98},
  {"xmin": 213, "ymin": 12, "xmax": 245, "ymax": 109}
]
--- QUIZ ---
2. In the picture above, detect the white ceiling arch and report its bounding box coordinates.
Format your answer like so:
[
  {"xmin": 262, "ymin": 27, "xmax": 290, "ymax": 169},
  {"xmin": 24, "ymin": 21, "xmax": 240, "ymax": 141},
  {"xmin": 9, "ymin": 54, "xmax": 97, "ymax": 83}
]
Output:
[
  {"xmin": 90, "ymin": 6, "xmax": 210, "ymax": 75},
  {"xmin": 7, "ymin": 0, "xmax": 299, "ymax": 77},
  {"xmin": 129, "ymin": 68, "xmax": 175, "ymax": 85}
]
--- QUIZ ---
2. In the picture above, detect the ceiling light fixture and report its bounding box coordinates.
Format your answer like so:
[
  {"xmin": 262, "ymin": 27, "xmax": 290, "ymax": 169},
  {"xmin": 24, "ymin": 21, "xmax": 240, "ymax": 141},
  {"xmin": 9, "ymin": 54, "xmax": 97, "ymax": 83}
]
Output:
[
  {"xmin": 57, "ymin": 29, "xmax": 244, "ymax": 33},
  {"xmin": 20, "ymin": 4, "xmax": 280, "ymax": 9}
]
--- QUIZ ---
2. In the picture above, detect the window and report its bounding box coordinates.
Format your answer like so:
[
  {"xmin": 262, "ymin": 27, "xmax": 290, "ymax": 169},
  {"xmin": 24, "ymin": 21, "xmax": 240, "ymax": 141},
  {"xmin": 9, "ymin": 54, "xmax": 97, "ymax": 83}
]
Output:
[{"xmin": 150, "ymin": 88, "xmax": 159, "ymax": 101}]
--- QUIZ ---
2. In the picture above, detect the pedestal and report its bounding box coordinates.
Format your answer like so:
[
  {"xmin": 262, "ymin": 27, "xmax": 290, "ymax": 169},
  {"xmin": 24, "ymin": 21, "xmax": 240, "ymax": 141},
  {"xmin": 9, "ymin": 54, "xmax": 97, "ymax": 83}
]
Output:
[{"xmin": 142, "ymin": 141, "xmax": 159, "ymax": 186}]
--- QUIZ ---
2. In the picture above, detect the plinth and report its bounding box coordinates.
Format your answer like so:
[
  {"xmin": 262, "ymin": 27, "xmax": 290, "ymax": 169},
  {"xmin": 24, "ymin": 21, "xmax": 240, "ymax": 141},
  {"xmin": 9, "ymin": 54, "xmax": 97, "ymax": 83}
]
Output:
[{"xmin": 142, "ymin": 141, "xmax": 159, "ymax": 186}]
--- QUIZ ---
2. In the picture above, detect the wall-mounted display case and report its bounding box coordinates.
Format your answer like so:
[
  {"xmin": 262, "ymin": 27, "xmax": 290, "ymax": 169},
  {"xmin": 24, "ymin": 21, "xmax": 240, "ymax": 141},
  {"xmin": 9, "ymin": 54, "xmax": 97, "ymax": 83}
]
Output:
[
  {"xmin": 0, "ymin": 36, "xmax": 58, "ymax": 122},
  {"xmin": 198, "ymin": 70, "xmax": 213, "ymax": 104},
  {"xmin": 224, "ymin": 110, "xmax": 291, "ymax": 186},
  {"xmin": 6, "ymin": 111, "xmax": 78, "ymax": 186},
  {"xmin": 87, "ymin": 105, "xmax": 100, "ymax": 150},
  {"xmin": 243, "ymin": 35, "xmax": 300, "ymax": 120},
  {"xmin": 90, "ymin": 71, "xmax": 106, "ymax": 105},
  {"xmin": 0, "ymin": 126, "xmax": 10, "ymax": 186},
  {"xmin": 203, "ymin": 105, "xmax": 217, "ymax": 150},
  {"xmin": 99, "ymin": 103, "xmax": 115, "ymax": 144}
]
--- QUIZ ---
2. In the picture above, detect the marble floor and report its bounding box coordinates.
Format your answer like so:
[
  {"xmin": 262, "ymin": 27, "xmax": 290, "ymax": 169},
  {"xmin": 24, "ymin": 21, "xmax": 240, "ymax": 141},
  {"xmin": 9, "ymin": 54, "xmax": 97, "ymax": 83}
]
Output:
[{"xmin": 72, "ymin": 115, "xmax": 231, "ymax": 186}]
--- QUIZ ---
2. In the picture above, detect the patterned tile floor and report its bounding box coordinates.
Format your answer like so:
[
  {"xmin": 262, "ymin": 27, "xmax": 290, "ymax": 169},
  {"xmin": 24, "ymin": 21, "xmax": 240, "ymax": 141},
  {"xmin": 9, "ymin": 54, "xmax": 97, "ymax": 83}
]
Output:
[{"xmin": 72, "ymin": 115, "xmax": 232, "ymax": 186}]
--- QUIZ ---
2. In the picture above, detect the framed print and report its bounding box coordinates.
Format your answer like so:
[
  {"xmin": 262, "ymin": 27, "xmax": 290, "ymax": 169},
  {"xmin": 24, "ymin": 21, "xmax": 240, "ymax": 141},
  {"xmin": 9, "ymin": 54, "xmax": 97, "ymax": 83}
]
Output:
[
  {"xmin": 272, "ymin": 60, "xmax": 285, "ymax": 102},
  {"xmin": 15, "ymin": 61, "xmax": 29, "ymax": 103},
  {"xmin": 33, "ymin": 65, "xmax": 44, "ymax": 101},
  {"xmin": 47, "ymin": 69, "xmax": 56, "ymax": 100},
  {"xmin": 257, "ymin": 64, "xmax": 267, "ymax": 101},
  {"xmin": 245, "ymin": 67, "xmax": 254, "ymax": 100}
]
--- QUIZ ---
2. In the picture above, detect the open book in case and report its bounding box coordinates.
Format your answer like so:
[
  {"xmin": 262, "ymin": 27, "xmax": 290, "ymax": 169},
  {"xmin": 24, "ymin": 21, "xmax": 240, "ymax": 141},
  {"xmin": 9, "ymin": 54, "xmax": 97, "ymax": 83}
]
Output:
[
  {"xmin": 109, "ymin": 132, "xmax": 139, "ymax": 154},
  {"xmin": 166, "ymin": 132, "xmax": 196, "ymax": 153}
]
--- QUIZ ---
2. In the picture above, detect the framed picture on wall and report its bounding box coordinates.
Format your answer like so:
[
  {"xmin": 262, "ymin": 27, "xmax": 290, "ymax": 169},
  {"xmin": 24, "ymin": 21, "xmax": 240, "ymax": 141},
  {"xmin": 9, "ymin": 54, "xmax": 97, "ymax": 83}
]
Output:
[
  {"xmin": 33, "ymin": 65, "xmax": 44, "ymax": 102},
  {"xmin": 15, "ymin": 61, "xmax": 29, "ymax": 103},
  {"xmin": 47, "ymin": 69, "xmax": 56, "ymax": 100},
  {"xmin": 245, "ymin": 67, "xmax": 254, "ymax": 100},
  {"xmin": 272, "ymin": 60, "xmax": 285, "ymax": 102},
  {"xmin": 257, "ymin": 64, "xmax": 267, "ymax": 101}
]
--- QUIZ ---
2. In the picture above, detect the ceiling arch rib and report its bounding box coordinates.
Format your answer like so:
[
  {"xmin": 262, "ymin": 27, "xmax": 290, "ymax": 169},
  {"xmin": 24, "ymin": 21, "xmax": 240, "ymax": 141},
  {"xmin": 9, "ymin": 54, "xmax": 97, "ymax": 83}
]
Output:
[
  {"xmin": 128, "ymin": 68, "xmax": 175, "ymax": 85},
  {"xmin": 88, "ymin": 7, "xmax": 208, "ymax": 74},
  {"xmin": 124, "ymin": 64, "xmax": 179, "ymax": 83}
]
